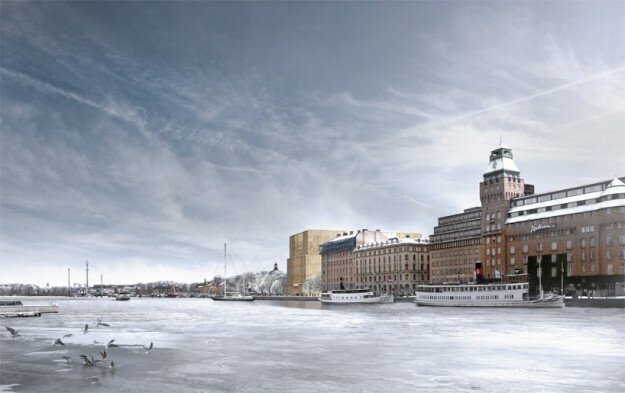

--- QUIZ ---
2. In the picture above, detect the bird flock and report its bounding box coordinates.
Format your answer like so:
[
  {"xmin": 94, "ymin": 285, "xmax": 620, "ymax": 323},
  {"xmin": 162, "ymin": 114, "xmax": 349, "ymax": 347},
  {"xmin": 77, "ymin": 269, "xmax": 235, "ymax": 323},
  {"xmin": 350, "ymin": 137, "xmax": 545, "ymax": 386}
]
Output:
[{"xmin": 5, "ymin": 322, "xmax": 154, "ymax": 385}]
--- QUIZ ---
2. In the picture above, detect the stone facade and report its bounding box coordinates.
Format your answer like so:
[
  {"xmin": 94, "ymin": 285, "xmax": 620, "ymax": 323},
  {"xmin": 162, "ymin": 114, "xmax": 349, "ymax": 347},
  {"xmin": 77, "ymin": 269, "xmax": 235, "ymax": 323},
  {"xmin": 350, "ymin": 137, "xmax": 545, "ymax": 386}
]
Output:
[
  {"xmin": 354, "ymin": 237, "xmax": 430, "ymax": 295},
  {"xmin": 321, "ymin": 229, "xmax": 387, "ymax": 291}
]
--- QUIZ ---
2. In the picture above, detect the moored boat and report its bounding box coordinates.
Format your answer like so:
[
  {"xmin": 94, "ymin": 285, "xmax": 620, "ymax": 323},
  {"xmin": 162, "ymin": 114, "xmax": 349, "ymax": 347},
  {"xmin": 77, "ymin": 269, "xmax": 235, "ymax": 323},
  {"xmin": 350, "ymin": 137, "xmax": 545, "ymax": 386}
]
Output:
[
  {"xmin": 209, "ymin": 243, "xmax": 256, "ymax": 302},
  {"xmin": 211, "ymin": 291, "xmax": 255, "ymax": 301},
  {"xmin": 318, "ymin": 289, "xmax": 394, "ymax": 304},
  {"xmin": 0, "ymin": 300, "xmax": 59, "ymax": 317},
  {"xmin": 115, "ymin": 292, "xmax": 130, "ymax": 301},
  {"xmin": 414, "ymin": 282, "xmax": 564, "ymax": 308}
]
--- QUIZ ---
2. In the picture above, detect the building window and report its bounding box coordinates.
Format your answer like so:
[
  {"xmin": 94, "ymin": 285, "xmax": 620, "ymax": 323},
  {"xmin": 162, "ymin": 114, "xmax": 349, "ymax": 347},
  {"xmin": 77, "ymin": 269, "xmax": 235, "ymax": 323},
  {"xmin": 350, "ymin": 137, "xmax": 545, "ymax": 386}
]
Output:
[
  {"xmin": 581, "ymin": 252, "xmax": 586, "ymax": 262},
  {"xmin": 509, "ymin": 246, "xmax": 515, "ymax": 255},
  {"xmin": 567, "ymin": 252, "xmax": 572, "ymax": 262},
  {"xmin": 551, "ymin": 267, "xmax": 557, "ymax": 278},
  {"xmin": 590, "ymin": 237, "xmax": 596, "ymax": 247},
  {"xmin": 608, "ymin": 249, "xmax": 613, "ymax": 259},
  {"xmin": 536, "ymin": 243, "xmax": 543, "ymax": 253},
  {"xmin": 567, "ymin": 265, "xmax": 572, "ymax": 276},
  {"xmin": 551, "ymin": 241, "xmax": 558, "ymax": 251},
  {"xmin": 566, "ymin": 240, "xmax": 573, "ymax": 249},
  {"xmin": 510, "ymin": 257, "xmax": 515, "ymax": 266},
  {"xmin": 581, "ymin": 238, "xmax": 586, "ymax": 248},
  {"xmin": 523, "ymin": 244, "xmax": 529, "ymax": 253},
  {"xmin": 607, "ymin": 236, "xmax": 613, "ymax": 246}
]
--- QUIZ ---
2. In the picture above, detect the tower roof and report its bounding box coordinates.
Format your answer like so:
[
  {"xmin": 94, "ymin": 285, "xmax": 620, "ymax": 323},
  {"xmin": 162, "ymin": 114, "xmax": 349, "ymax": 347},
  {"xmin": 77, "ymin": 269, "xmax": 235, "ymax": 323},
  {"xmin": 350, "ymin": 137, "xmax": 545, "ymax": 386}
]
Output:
[{"xmin": 484, "ymin": 142, "xmax": 519, "ymax": 175}]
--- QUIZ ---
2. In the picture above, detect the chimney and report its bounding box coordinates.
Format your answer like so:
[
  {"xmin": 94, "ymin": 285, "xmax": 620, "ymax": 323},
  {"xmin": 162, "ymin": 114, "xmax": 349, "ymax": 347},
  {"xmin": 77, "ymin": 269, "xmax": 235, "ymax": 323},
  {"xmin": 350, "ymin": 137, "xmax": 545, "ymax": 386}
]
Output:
[{"xmin": 475, "ymin": 262, "xmax": 484, "ymax": 284}]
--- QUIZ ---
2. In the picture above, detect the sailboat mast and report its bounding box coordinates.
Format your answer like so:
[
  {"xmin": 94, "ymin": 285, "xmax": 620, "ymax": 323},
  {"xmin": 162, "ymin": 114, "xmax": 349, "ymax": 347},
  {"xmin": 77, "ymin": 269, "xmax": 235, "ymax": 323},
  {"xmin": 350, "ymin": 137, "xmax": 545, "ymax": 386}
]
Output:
[{"xmin": 224, "ymin": 243, "xmax": 227, "ymax": 297}]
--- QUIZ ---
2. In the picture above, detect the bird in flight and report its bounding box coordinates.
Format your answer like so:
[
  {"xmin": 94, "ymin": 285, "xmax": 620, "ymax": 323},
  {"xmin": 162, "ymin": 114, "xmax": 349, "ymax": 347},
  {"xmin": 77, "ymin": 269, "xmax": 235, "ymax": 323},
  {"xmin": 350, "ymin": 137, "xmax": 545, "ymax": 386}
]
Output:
[
  {"xmin": 142, "ymin": 341, "xmax": 154, "ymax": 354},
  {"xmin": 5, "ymin": 326, "xmax": 19, "ymax": 337},
  {"xmin": 53, "ymin": 338, "xmax": 65, "ymax": 346}
]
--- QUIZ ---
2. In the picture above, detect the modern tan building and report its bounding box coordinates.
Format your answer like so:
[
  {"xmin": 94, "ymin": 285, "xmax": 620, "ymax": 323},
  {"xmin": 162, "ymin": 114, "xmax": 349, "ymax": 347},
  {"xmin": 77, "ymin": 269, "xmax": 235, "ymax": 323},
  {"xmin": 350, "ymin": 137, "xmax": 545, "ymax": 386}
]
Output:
[
  {"xmin": 286, "ymin": 229, "xmax": 345, "ymax": 296},
  {"xmin": 354, "ymin": 237, "xmax": 430, "ymax": 295}
]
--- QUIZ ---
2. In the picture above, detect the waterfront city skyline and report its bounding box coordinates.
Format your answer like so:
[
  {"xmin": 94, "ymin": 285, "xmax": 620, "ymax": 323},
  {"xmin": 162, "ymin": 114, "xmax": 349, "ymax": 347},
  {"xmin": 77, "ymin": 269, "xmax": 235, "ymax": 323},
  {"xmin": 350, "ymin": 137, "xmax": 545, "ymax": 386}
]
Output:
[{"xmin": 1, "ymin": 2, "xmax": 624, "ymax": 286}]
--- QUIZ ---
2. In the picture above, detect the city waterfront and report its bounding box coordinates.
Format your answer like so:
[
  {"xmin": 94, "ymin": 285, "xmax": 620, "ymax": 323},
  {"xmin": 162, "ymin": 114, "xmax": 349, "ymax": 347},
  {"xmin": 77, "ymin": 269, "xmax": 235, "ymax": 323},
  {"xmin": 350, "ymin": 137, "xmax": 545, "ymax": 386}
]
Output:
[{"xmin": 1, "ymin": 297, "xmax": 623, "ymax": 392}]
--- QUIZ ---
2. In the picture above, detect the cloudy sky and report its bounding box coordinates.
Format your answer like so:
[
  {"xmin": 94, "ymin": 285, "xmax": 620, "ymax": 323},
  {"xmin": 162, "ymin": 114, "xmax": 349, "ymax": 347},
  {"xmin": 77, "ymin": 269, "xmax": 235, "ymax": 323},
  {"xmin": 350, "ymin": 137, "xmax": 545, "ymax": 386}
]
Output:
[{"xmin": 1, "ymin": 2, "xmax": 624, "ymax": 286}]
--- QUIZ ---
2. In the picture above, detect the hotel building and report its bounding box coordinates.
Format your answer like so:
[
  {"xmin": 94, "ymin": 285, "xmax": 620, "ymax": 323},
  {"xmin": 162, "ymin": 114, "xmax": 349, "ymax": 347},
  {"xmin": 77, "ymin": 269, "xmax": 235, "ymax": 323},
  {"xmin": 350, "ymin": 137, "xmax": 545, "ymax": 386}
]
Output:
[
  {"xmin": 505, "ymin": 177, "xmax": 625, "ymax": 295},
  {"xmin": 430, "ymin": 142, "xmax": 625, "ymax": 295}
]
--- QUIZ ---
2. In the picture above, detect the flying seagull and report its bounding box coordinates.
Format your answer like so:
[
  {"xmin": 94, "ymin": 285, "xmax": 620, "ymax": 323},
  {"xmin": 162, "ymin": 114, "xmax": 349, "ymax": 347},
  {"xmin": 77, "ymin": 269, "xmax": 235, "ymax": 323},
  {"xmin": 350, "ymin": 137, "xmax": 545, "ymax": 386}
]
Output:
[
  {"xmin": 53, "ymin": 338, "xmax": 65, "ymax": 346},
  {"xmin": 107, "ymin": 340, "xmax": 118, "ymax": 348},
  {"xmin": 79, "ymin": 354, "xmax": 101, "ymax": 367},
  {"xmin": 5, "ymin": 326, "xmax": 19, "ymax": 337},
  {"xmin": 99, "ymin": 349, "xmax": 107, "ymax": 360},
  {"xmin": 142, "ymin": 342, "xmax": 154, "ymax": 354},
  {"xmin": 63, "ymin": 333, "xmax": 73, "ymax": 338},
  {"xmin": 96, "ymin": 322, "xmax": 110, "ymax": 327}
]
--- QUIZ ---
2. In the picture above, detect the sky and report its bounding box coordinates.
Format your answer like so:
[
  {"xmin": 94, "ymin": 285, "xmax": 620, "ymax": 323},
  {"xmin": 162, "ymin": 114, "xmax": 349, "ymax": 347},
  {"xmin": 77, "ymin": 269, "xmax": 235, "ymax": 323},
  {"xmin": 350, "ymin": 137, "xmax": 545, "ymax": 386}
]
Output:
[{"xmin": 1, "ymin": 1, "xmax": 624, "ymax": 286}]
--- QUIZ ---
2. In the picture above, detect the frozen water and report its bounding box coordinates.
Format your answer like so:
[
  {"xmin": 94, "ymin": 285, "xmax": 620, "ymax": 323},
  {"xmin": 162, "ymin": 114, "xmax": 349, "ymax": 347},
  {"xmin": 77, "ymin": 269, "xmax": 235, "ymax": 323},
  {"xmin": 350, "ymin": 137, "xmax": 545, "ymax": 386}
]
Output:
[{"xmin": 0, "ymin": 297, "xmax": 623, "ymax": 392}]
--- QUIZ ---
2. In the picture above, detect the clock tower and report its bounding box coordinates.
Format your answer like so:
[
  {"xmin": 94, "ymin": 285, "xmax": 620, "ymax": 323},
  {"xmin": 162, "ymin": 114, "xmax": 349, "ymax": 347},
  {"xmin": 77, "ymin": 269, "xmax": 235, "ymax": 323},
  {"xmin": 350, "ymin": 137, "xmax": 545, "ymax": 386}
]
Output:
[{"xmin": 479, "ymin": 142, "xmax": 532, "ymax": 280}]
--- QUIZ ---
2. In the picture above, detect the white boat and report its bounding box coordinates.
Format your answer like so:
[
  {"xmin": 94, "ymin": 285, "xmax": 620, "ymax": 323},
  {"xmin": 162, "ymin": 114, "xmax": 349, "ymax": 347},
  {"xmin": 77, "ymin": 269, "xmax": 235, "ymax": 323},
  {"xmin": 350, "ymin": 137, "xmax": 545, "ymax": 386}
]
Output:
[
  {"xmin": 318, "ymin": 289, "xmax": 394, "ymax": 304},
  {"xmin": 211, "ymin": 291, "xmax": 255, "ymax": 302},
  {"xmin": 115, "ymin": 292, "xmax": 130, "ymax": 301},
  {"xmin": 0, "ymin": 300, "xmax": 59, "ymax": 317},
  {"xmin": 414, "ymin": 282, "xmax": 564, "ymax": 308},
  {"xmin": 210, "ymin": 243, "xmax": 255, "ymax": 302}
]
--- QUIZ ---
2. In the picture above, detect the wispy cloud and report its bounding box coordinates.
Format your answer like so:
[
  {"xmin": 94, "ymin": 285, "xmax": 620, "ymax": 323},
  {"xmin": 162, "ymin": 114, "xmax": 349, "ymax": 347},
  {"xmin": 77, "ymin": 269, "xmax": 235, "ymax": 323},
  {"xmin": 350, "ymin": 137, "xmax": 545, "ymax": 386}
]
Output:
[{"xmin": 1, "ymin": 1, "xmax": 623, "ymax": 285}]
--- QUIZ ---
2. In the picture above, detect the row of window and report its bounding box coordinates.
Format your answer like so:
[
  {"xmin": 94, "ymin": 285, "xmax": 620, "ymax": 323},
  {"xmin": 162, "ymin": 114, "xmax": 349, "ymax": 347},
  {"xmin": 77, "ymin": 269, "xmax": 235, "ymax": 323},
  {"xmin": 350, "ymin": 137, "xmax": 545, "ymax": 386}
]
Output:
[{"xmin": 509, "ymin": 236, "xmax": 625, "ymax": 255}]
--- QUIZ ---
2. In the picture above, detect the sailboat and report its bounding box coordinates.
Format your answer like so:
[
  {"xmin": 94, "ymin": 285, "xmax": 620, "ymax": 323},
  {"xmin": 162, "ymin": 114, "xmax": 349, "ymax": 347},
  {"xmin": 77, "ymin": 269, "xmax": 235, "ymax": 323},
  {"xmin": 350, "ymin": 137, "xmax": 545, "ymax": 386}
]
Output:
[{"xmin": 210, "ymin": 243, "xmax": 255, "ymax": 302}]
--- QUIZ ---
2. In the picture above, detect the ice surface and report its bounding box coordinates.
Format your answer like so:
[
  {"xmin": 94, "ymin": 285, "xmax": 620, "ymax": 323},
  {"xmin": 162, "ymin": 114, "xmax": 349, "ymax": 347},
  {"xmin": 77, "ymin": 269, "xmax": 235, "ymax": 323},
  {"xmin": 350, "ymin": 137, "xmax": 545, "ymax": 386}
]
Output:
[{"xmin": 1, "ymin": 297, "xmax": 623, "ymax": 392}]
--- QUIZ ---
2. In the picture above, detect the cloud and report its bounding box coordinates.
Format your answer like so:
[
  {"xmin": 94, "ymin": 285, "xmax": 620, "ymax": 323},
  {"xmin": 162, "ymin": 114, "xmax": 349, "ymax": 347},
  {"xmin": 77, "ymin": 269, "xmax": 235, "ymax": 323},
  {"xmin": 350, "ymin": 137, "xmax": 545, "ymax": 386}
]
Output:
[{"xmin": 1, "ymin": 1, "xmax": 623, "ymax": 285}]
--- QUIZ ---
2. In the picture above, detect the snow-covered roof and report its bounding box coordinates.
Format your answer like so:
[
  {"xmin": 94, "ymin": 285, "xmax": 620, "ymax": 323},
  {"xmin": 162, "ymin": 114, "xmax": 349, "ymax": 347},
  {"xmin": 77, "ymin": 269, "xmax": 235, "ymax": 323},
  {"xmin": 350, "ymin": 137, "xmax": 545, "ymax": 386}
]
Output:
[
  {"xmin": 509, "ymin": 190, "xmax": 603, "ymax": 213},
  {"xmin": 355, "ymin": 237, "xmax": 429, "ymax": 251},
  {"xmin": 602, "ymin": 177, "xmax": 625, "ymax": 197},
  {"xmin": 327, "ymin": 232, "xmax": 356, "ymax": 243},
  {"xmin": 509, "ymin": 177, "xmax": 624, "ymax": 214},
  {"xmin": 506, "ymin": 199, "xmax": 624, "ymax": 224},
  {"xmin": 484, "ymin": 156, "xmax": 519, "ymax": 174}
]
